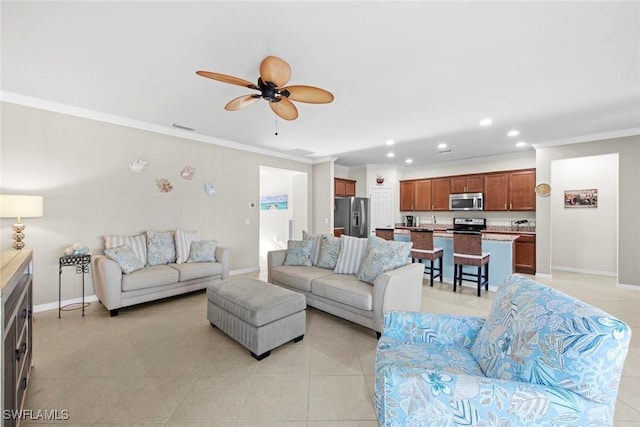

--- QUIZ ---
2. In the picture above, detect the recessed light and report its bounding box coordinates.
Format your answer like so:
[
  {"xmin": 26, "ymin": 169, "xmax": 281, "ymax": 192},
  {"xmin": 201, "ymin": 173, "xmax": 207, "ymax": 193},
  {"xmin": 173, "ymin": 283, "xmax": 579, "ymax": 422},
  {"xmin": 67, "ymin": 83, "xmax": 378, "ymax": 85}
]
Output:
[
  {"xmin": 437, "ymin": 142, "xmax": 447, "ymax": 149},
  {"xmin": 385, "ymin": 139, "xmax": 395, "ymax": 146},
  {"xmin": 516, "ymin": 141, "xmax": 527, "ymax": 148},
  {"xmin": 479, "ymin": 118, "xmax": 493, "ymax": 127},
  {"xmin": 386, "ymin": 152, "xmax": 395, "ymax": 158},
  {"xmin": 507, "ymin": 130, "xmax": 520, "ymax": 137},
  {"xmin": 405, "ymin": 159, "xmax": 413, "ymax": 164}
]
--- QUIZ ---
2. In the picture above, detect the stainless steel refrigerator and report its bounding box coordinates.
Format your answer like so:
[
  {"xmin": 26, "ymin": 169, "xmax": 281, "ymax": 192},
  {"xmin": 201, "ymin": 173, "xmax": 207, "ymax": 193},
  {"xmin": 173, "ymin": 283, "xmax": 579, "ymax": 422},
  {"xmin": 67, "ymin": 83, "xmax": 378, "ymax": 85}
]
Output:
[{"xmin": 334, "ymin": 197, "xmax": 370, "ymax": 238}]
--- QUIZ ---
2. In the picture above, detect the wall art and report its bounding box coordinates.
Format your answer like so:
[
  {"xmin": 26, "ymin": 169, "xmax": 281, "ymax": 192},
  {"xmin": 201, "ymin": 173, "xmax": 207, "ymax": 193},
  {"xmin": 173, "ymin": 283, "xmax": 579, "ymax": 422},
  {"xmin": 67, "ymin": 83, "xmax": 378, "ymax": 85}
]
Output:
[
  {"xmin": 156, "ymin": 178, "xmax": 173, "ymax": 193},
  {"xmin": 129, "ymin": 159, "xmax": 148, "ymax": 174},
  {"xmin": 564, "ymin": 189, "xmax": 597, "ymax": 208},
  {"xmin": 260, "ymin": 194, "xmax": 288, "ymax": 210},
  {"xmin": 181, "ymin": 166, "xmax": 195, "ymax": 180},
  {"xmin": 203, "ymin": 182, "xmax": 216, "ymax": 196}
]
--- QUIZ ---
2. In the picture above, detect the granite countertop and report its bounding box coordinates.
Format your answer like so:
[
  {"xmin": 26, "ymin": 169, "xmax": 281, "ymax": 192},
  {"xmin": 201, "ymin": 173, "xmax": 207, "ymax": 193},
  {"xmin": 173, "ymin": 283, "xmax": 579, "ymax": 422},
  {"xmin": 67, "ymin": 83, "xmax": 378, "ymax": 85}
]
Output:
[{"xmin": 393, "ymin": 227, "xmax": 521, "ymax": 242}]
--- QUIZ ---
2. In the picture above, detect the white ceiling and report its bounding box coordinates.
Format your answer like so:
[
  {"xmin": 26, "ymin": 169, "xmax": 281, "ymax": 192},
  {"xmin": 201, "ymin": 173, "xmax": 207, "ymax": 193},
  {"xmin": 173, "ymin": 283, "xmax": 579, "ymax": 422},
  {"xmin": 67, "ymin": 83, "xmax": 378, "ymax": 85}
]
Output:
[{"xmin": 2, "ymin": 1, "xmax": 639, "ymax": 167}]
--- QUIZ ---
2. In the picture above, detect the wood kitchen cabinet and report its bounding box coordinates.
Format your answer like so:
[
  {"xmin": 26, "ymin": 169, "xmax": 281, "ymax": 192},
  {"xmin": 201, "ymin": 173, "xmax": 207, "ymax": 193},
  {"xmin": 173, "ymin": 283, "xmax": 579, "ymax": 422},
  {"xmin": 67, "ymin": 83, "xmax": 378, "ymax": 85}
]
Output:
[
  {"xmin": 431, "ymin": 178, "xmax": 450, "ymax": 211},
  {"xmin": 450, "ymin": 174, "xmax": 484, "ymax": 194},
  {"xmin": 414, "ymin": 180, "xmax": 432, "ymax": 211},
  {"xmin": 515, "ymin": 234, "xmax": 536, "ymax": 274},
  {"xmin": 399, "ymin": 181, "xmax": 416, "ymax": 211},
  {"xmin": 484, "ymin": 169, "xmax": 536, "ymax": 211},
  {"xmin": 334, "ymin": 178, "xmax": 356, "ymax": 197}
]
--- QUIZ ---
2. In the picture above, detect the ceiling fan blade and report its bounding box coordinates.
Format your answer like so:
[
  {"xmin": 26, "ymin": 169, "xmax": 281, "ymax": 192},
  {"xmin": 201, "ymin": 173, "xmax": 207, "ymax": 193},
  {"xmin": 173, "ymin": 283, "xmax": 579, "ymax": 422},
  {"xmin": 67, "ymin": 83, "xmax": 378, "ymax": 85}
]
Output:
[
  {"xmin": 196, "ymin": 71, "xmax": 259, "ymax": 90},
  {"xmin": 270, "ymin": 97, "xmax": 298, "ymax": 121},
  {"xmin": 260, "ymin": 56, "xmax": 291, "ymax": 87},
  {"xmin": 225, "ymin": 94, "xmax": 260, "ymax": 111},
  {"xmin": 282, "ymin": 85, "xmax": 334, "ymax": 104}
]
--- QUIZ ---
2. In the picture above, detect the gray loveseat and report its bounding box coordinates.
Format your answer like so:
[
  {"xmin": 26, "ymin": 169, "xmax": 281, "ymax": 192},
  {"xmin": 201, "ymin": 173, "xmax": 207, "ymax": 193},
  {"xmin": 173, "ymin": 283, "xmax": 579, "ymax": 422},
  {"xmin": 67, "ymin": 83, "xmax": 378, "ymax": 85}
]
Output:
[
  {"xmin": 92, "ymin": 245, "xmax": 229, "ymax": 316},
  {"xmin": 267, "ymin": 245, "xmax": 424, "ymax": 335}
]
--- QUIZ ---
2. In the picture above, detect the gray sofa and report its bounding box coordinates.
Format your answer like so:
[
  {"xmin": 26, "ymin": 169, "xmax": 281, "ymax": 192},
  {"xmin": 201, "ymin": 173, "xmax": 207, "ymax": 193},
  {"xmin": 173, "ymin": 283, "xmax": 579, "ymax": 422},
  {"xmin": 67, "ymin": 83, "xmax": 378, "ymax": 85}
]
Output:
[
  {"xmin": 92, "ymin": 246, "xmax": 229, "ymax": 316},
  {"xmin": 267, "ymin": 249, "xmax": 424, "ymax": 334}
]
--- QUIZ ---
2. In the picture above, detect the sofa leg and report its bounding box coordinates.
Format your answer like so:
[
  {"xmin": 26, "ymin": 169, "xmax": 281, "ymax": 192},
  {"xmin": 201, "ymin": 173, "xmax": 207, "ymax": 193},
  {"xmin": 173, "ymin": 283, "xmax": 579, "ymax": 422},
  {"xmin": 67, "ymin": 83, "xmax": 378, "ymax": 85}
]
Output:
[
  {"xmin": 376, "ymin": 331, "xmax": 381, "ymax": 339},
  {"xmin": 293, "ymin": 335, "xmax": 304, "ymax": 343},
  {"xmin": 210, "ymin": 322, "xmax": 217, "ymax": 328},
  {"xmin": 109, "ymin": 309, "xmax": 119, "ymax": 317},
  {"xmin": 251, "ymin": 350, "xmax": 270, "ymax": 361}
]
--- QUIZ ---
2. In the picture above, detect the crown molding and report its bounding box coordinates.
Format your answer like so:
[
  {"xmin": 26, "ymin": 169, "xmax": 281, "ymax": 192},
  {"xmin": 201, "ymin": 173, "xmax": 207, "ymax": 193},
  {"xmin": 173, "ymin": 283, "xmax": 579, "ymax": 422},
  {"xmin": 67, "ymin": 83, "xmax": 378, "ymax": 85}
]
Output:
[{"xmin": 532, "ymin": 128, "xmax": 640, "ymax": 149}]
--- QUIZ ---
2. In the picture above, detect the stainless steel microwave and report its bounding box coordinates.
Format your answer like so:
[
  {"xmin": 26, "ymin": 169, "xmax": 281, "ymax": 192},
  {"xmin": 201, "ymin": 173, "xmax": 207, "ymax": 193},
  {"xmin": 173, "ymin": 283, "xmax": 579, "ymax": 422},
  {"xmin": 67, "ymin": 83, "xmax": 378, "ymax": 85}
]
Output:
[{"xmin": 449, "ymin": 193, "xmax": 484, "ymax": 211}]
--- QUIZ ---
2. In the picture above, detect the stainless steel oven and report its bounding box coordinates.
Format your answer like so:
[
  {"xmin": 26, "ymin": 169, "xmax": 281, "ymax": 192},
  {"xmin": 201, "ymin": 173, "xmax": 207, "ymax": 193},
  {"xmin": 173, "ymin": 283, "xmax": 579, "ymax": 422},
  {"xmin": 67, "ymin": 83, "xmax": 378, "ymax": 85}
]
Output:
[{"xmin": 449, "ymin": 193, "xmax": 484, "ymax": 211}]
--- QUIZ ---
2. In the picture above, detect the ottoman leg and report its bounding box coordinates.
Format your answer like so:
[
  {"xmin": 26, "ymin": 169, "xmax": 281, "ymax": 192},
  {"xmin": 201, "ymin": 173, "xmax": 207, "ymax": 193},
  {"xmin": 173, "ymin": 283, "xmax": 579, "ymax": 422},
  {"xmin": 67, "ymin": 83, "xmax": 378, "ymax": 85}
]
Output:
[
  {"xmin": 251, "ymin": 350, "xmax": 271, "ymax": 361},
  {"xmin": 293, "ymin": 335, "xmax": 304, "ymax": 343}
]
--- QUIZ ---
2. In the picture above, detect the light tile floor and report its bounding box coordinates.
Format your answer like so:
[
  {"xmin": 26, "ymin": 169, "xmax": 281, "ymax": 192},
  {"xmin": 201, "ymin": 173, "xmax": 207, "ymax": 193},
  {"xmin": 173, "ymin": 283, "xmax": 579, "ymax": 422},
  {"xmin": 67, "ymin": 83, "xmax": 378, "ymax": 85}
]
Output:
[{"xmin": 22, "ymin": 270, "xmax": 639, "ymax": 426}]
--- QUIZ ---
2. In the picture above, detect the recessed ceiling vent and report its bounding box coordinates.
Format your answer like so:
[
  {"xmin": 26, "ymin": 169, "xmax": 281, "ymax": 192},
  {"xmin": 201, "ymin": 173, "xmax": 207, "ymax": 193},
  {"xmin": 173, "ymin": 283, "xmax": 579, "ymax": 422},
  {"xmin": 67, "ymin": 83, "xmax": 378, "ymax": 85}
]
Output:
[
  {"xmin": 172, "ymin": 123, "xmax": 195, "ymax": 131},
  {"xmin": 288, "ymin": 148, "xmax": 315, "ymax": 157},
  {"xmin": 438, "ymin": 148, "xmax": 453, "ymax": 154}
]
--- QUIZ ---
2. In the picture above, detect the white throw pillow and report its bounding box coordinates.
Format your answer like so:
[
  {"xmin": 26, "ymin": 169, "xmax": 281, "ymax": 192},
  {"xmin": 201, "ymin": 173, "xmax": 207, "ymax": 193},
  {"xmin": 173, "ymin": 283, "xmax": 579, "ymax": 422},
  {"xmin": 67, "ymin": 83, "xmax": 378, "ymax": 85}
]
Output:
[
  {"xmin": 175, "ymin": 229, "xmax": 200, "ymax": 264},
  {"xmin": 333, "ymin": 235, "xmax": 369, "ymax": 275},
  {"xmin": 302, "ymin": 230, "xmax": 324, "ymax": 266},
  {"xmin": 104, "ymin": 234, "xmax": 147, "ymax": 267}
]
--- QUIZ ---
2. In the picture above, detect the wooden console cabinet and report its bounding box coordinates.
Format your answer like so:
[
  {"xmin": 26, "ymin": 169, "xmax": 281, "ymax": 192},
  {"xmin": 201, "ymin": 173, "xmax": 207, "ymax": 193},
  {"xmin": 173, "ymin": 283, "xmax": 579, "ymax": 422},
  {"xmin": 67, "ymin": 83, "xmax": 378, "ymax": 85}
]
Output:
[{"xmin": 1, "ymin": 250, "xmax": 33, "ymax": 427}]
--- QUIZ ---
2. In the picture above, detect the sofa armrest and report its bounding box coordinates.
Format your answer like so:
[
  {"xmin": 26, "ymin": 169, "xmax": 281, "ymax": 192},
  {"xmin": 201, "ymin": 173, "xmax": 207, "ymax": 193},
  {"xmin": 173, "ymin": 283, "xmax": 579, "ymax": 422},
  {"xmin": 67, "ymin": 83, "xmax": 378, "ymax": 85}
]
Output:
[
  {"xmin": 215, "ymin": 246, "xmax": 230, "ymax": 280},
  {"xmin": 375, "ymin": 364, "xmax": 602, "ymax": 426},
  {"xmin": 382, "ymin": 311, "xmax": 485, "ymax": 348},
  {"xmin": 371, "ymin": 263, "xmax": 424, "ymax": 332},
  {"xmin": 91, "ymin": 255, "xmax": 123, "ymax": 310},
  {"xmin": 267, "ymin": 249, "xmax": 287, "ymax": 283}
]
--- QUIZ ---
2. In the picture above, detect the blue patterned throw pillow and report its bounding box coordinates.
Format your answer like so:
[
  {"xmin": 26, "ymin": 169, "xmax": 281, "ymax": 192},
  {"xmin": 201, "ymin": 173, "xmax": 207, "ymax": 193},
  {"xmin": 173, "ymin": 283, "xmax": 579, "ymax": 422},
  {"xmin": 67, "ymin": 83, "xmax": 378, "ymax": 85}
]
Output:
[
  {"xmin": 104, "ymin": 244, "xmax": 145, "ymax": 274},
  {"xmin": 186, "ymin": 240, "xmax": 217, "ymax": 263},
  {"xmin": 283, "ymin": 240, "xmax": 314, "ymax": 266},
  {"xmin": 147, "ymin": 231, "xmax": 176, "ymax": 265},
  {"xmin": 317, "ymin": 235, "xmax": 342, "ymax": 269},
  {"xmin": 356, "ymin": 235, "xmax": 412, "ymax": 284}
]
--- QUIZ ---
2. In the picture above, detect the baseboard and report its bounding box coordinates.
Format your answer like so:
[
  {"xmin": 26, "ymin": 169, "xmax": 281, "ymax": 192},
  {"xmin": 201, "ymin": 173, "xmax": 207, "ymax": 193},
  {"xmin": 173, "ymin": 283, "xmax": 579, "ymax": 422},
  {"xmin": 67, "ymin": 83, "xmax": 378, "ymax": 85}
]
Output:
[
  {"xmin": 617, "ymin": 282, "xmax": 640, "ymax": 291},
  {"xmin": 34, "ymin": 295, "xmax": 99, "ymax": 313},
  {"xmin": 535, "ymin": 272, "xmax": 552, "ymax": 280},
  {"xmin": 550, "ymin": 265, "xmax": 616, "ymax": 277}
]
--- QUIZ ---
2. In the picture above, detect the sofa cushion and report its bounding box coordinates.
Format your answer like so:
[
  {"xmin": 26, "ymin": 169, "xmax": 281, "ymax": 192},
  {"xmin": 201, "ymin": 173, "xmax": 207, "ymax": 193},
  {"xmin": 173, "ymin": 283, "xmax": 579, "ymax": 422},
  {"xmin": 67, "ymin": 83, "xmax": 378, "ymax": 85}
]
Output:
[
  {"xmin": 187, "ymin": 240, "xmax": 217, "ymax": 263},
  {"xmin": 170, "ymin": 262, "xmax": 222, "ymax": 282},
  {"xmin": 121, "ymin": 265, "xmax": 179, "ymax": 291},
  {"xmin": 283, "ymin": 240, "xmax": 314, "ymax": 266},
  {"xmin": 334, "ymin": 235, "xmax": 368, "ymax": 275},
  {"xmin": 147, "ymin": 230, "xmax": 177, "ymax": 265},
  {"xmin": 356, "ymin": 235, "xmax": 412, "ymax": 284},
  {"xmin": 270, "ymin": 265, "xmax": 333, "ymax": 292},
  {"xmin": 104, "ymin": 244, "xmax": 145, "ymax": 274},
  {"xmin": 317, "ymin": 235, "xmax": 342, "ymax": 269},
  {"xmin": 471, "ymin": 274, "xmax": 631, "ymax": 406},
  {"xmin": 175, "ymin": 229, "xmax": 199, "ymax": 264},
  {"xmin": 311, "ymin": 274, "xmax": 373, "ymax": 310},
  {"xmin": 302, "ymin": 230, "xmax": 324, "ymax": 265},
  {"xmin": 104, "ymin": 233, "xmax": 147, "ymax": 267}
]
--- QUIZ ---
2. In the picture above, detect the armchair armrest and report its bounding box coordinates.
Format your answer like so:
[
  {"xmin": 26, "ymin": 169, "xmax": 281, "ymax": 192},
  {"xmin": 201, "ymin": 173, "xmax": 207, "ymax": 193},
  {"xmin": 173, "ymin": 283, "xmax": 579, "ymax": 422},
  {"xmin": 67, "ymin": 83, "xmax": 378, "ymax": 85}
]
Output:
[
  {"xmin": 91, "ymin": 254, "xmax": 123, "ymax": 310},
  {"xmin": 382, "ymin": 311, "xmax": 485, "ymax": 348},
  {"xmin": 375, "ymin": 365, "xmax": 603, "ymax": 426},
  {"xmin": 371, "ymin": 263, "xmax": 424, "ymax": 332},
  {"xmin": 267, "ymin": 249, "xmax": 287, "ymax": 283},
  {"xmin": 215, "ymin": 246, "xmax": 230, "ymax": 280}
]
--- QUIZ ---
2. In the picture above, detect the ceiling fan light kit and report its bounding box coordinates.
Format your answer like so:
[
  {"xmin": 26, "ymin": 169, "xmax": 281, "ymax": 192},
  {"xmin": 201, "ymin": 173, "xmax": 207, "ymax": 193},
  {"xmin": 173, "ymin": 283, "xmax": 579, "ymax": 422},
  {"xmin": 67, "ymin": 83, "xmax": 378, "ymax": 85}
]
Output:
[{"xmin": 196, "ymin": 56, "xmax": 334, "ymax": 121}]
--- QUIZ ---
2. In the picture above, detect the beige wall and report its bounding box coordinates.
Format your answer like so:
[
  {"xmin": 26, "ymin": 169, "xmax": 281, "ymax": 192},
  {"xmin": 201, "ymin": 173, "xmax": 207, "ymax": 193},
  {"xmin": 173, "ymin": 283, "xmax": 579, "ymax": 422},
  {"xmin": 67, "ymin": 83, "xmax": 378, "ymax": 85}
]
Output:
[
  {"xmin": 536, "ymin": 135, "xmax": 640, "ymax": 287},
  {"xmin": 0, "ymin": 102, "xmax": 323, "ymax": 305}
]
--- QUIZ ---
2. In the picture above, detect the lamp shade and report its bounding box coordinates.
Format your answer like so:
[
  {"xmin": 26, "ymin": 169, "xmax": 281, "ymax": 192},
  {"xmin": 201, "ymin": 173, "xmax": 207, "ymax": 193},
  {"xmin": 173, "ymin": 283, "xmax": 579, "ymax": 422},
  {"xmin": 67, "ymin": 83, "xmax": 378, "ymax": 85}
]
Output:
[{"xmin": 0, "ymin": 195, "xmax": 44, "ymax": 218}]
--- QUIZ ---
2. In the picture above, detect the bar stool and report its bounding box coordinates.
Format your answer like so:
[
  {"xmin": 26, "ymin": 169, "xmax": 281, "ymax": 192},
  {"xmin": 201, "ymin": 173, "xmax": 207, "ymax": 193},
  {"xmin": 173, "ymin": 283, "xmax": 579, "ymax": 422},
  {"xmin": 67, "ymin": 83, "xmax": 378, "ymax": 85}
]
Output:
[
  {"xmin": 375, "ymin": 228, "xmax": 395, "ymax": 241},
  {"xmin": 410, "ymin": 229, "xmax": 443, "ymax": 287},
  {"xmin": 453, "ymin": 231, "xmax": 490, "ymax": 297}
]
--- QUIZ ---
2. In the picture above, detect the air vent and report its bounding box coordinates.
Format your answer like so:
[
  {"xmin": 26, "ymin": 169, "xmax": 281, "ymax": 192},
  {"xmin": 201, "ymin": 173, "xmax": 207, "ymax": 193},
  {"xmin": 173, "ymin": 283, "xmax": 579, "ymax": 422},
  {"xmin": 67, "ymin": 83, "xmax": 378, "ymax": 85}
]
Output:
[
  {"xmin": 171, "ymin": 123, "xmax": 195, "ymax": 131},
  {"xmin": 288, "ymin": 148, "xmax": 315, "ymax": 157},
  {"xmin": 438, "ymin": 148, "xmax": 453, "ymax": 154}
]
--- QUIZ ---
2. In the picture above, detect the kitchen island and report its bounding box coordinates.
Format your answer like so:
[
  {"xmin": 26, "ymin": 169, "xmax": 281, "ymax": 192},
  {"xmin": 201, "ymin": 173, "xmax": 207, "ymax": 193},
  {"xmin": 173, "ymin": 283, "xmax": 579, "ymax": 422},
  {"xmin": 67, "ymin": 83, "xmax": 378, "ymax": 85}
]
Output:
[{"xmin": 394, "ymin": 228, "xmax": 518, "ymax": 289}]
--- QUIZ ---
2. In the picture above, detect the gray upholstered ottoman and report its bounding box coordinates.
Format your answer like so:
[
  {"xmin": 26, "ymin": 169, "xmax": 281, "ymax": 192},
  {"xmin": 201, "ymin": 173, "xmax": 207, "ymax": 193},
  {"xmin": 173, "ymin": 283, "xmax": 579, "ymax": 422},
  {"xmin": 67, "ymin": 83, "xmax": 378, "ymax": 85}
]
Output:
[{"xmin": 206, "ymin": 276, "xmax": 306, "ymax": 360}]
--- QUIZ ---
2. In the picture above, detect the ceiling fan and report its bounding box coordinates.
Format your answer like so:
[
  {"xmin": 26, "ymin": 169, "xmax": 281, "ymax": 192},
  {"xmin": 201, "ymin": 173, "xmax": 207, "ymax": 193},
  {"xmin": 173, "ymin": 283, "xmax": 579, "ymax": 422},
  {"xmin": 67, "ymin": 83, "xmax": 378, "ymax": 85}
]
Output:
[{"xmin": 196, "ymin": 56, "xmax": 334, "ymax": 121}]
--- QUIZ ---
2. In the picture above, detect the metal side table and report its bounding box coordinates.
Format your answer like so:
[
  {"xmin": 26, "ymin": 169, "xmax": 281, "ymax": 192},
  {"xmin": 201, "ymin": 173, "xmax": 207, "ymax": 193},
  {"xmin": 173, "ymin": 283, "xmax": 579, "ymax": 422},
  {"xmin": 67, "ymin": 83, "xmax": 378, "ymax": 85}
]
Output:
[{"xmin": 58, "ymin": 254, "xmax": 91, "ymax": 317}]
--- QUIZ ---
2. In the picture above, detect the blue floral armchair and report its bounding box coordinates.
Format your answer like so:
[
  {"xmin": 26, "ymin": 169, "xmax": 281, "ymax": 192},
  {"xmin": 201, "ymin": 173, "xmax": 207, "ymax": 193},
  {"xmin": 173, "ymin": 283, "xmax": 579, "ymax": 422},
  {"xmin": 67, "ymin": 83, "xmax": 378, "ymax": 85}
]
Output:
[{"xmin": 375, "ymin": 274, "xmax": 631, "ymax": 426}]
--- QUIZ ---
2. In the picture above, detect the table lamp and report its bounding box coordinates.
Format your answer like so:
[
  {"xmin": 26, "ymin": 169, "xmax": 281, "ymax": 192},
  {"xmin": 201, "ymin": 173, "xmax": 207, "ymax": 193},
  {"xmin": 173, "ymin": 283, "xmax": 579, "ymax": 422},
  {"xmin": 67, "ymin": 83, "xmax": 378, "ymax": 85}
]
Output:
[{"xmin": 0, "ymin": 195, "xmax": 44, "ymax": 250}]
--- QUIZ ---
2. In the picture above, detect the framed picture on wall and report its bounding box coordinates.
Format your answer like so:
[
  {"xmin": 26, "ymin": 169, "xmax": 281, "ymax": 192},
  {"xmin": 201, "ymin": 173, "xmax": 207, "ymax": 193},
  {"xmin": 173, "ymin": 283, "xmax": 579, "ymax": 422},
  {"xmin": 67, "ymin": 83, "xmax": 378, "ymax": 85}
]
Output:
[
  {"xmin": 260, "ymin": 194, "xmax": 288, "ymax": 210},
  {"xmin": 564, "ymin": 189, "xmax": 597, "ymax": 208}
]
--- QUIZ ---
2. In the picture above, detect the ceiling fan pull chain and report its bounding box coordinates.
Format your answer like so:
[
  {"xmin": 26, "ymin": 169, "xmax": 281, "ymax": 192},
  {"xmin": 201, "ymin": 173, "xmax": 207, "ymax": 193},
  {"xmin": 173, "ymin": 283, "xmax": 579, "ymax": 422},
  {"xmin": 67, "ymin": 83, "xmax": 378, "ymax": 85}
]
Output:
[{"xmin": 274, "ymin": 109, "xmax": 278, "ymax": 136}]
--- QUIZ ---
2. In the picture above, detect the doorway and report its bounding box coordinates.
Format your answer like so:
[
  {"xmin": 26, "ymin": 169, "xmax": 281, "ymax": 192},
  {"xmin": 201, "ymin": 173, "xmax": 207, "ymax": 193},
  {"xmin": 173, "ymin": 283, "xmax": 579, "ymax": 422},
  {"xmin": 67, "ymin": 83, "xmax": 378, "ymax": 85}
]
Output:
[
  {"xmin": 369, "ymin": 186, "xmax": 394, "ymax": 232},
  {"xmin": 259, "ymin": 166, "xmax": 308, "ymax": 269}
]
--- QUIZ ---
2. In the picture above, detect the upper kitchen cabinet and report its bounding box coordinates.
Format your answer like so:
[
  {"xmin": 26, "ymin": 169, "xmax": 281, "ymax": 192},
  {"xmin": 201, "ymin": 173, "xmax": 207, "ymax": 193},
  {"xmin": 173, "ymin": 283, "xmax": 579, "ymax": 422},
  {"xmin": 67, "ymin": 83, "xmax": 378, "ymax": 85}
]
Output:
[
  {"xmin": 334, "ymin": 178, "xmax": 356, "ymax": 197},
  {"xmin": 431, "ymin": 178, "xmax": 450, "ymax": 211},
  {"xmin": 414, "ymin": 180, "xmax": 432, "ymax": 211},
  {"xmin": 399, "ymin": 180, "xmax": 416, "ymax": 211},
  {"xmin": 450, "ymin": 174, "xmax": 484, "ymax": 194},
  {"xmin": 484, "ymin": 169, "xmax": 536, "ymax": 211}
]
